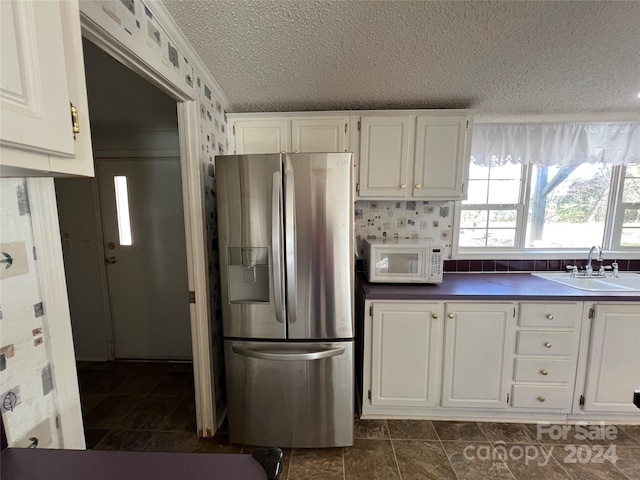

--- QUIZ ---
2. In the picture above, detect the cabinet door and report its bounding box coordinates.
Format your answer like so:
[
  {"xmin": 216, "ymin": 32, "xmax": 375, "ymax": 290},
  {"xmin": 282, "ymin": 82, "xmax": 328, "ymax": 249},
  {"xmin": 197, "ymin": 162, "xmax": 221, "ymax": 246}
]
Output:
[
  {"xmin": 370, "ymin": 302, "xmax": 443, "ymax": 407},
  {"xmin": 583, "ymin": 304, "xmax": 640, "ymax": 413},
  {"xmin": 233, "ymin": 119, "xmax": 289, "ymax": 154},
  {"xmin": 291, "ymin": 117, "xmax": 348, "ymax": 153},
  {"xmin": 358, "ymin": 116, "xmax": 414, "ymax": 198},
  {"xmin": 413, "ymin": 116, "xmax": 468, "ymax": 199},
  {"xmin": 0, "ymin": 0, "xmax": 93, "ymax": 177},
  {"xmin": 442, "ymin": 303, "xmax": 516, "ymax": 408}
]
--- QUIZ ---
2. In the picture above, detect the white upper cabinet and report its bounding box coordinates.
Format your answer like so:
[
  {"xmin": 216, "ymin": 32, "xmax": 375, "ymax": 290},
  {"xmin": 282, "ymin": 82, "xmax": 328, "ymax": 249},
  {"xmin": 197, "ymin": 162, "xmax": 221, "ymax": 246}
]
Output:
[
  {"xmin": 291, "ymin": 117, "xmax": 348, "ymax": 153},
  {"xmin": 230, "ymin": 116, "xmax": 349, "ymax": 154},
  {"xmin": 358, "ymin": 116, "xmax": 414, "ymax": 198},
  {"xmin": 0, "ymin": 0, "xmax": 94, "ymax": 177},
  {"xmin": 358, "ymin": 112, "xmax": 472, "ymax": 200},
  {"xmin": 232, "ymin": 119, "xmax": 290, "ymax": 154},
  {"xmin": 413, "ymin": 115, "xmax": 470, "ymax": 199}
]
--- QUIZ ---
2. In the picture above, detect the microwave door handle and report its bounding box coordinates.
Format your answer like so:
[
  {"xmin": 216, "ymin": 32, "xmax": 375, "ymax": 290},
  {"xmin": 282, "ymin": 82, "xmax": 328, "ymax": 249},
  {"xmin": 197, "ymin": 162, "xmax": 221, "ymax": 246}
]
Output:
[
  {"xmin": 271, "ymin": 172, "xmax": 284, "ymax": 323},
  {"xmin": 284, "ymin": 168, "xmax": 297, "ymax": 324}
]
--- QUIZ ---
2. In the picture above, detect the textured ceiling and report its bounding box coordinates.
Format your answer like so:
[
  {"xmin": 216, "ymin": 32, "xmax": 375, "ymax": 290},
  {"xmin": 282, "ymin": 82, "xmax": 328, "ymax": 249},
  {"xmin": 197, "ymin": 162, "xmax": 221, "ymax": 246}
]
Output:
[{"xmin": 161, "ymin": 0, "xmax": 640, "ymax": 117}]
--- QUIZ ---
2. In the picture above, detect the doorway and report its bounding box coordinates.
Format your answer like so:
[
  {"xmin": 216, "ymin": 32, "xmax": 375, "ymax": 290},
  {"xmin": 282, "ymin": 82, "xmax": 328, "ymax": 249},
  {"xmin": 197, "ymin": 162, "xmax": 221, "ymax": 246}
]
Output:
[{"xmin": 56, "ymin": 39, "xmax": 191, "ymax": 361}]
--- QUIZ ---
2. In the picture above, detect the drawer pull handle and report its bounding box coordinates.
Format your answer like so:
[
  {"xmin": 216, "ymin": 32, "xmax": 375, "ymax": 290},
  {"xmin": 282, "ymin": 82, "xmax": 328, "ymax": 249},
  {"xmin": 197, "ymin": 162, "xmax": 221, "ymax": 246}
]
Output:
[
  {"xmin": 432, "ymin": 313, "xmax": 438, "ymax": 319},
  {"xmin": 546, "ymin": 314, "xmax": 554, "ymax": 320},
  {"xmin": 544, "ymin": 342, "xmax": 552, "ymax": 348},
  {"xmin": 540, "ymin": 370, "xmax": 548, "ymax": 376},
  {"xmin": 448, "ymin": 313, "xmax": 455, "ymax": 319},
  {"xmin": 538, "ymin": 396, "xmax": 546, "ymax": 402}
]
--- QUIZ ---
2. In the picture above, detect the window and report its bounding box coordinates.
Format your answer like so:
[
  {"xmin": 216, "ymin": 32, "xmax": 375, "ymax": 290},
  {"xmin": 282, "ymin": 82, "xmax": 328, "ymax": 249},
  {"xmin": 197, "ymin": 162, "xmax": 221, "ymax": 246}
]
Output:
[
  {"xmin": 114, "ymin": 176, "xmax": 132, "ymax": 246},
  {"xmin": 455, "ymin": 122, "xmax": 640, "ymax": 256}
]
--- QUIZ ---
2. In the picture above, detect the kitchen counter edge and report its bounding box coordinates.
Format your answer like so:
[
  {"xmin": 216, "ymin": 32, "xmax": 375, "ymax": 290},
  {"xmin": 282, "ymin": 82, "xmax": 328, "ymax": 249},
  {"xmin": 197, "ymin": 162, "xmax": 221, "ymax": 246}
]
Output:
[{"xmin": 358, "ymin": 272, "xmax": 640, "ymax": 302}]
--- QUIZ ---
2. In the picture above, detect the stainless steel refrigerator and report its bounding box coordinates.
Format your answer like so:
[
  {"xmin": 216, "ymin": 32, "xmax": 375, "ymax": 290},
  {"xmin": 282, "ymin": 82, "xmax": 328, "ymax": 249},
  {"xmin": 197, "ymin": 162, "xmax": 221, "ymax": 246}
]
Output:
[{"xmin": 215, "ymin": 153, "xmax": 354, "ymax": 448}]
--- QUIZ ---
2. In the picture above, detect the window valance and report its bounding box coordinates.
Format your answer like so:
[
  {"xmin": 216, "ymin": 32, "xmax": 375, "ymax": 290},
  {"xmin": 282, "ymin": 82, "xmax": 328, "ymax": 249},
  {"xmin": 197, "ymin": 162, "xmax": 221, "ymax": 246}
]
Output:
[{"xmin": 470, "ymin": 122, "xmax": 640, "ymax": 167}]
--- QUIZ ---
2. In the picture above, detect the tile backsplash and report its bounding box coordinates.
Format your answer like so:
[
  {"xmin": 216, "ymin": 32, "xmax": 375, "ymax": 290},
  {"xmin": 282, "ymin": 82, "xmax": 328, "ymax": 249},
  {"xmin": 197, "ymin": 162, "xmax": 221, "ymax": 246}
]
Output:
[
  {"xmin": 354, "ymin": 200, "xmax": 454, "ymax": 257},
  {"xmin": 444, "ymin": 259, "xmax": 640, "ymax": 273}
]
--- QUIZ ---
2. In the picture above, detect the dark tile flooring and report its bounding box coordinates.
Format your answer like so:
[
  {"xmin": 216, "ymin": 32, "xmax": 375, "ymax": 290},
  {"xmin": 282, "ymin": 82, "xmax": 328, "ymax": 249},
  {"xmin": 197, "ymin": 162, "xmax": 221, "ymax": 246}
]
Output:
[{"xmin": 77, "ymin": 362, "xmax": 640, "ymax": 480}]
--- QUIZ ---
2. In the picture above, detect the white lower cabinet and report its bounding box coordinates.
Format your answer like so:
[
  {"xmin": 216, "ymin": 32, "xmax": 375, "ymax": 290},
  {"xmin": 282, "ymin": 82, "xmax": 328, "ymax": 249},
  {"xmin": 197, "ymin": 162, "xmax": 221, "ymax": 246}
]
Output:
[
  {"xmin": 441, "ymin": 303, "xmax": 516, "ymax": 409},
  {"xmin": 582, "ymin": 304, "xmax": 640, "ymax": 413},
  {"xmin": 512, "ymin": 302, "xmax": 582, "ymax": 412},
  {"xmin": 362, "ymin": 298, "xmax": 639, "ymax": 421},
  {"xmin": 368, "ymin": 302, "xmax": 443, "ymax": 408}
]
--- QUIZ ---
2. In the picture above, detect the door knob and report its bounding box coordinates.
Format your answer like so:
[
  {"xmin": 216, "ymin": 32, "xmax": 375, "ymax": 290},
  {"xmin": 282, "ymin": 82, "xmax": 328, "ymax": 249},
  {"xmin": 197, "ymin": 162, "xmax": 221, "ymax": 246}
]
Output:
[{"xmin": 105, "ymin": 256, "xmax": 117, "ymax": 265}]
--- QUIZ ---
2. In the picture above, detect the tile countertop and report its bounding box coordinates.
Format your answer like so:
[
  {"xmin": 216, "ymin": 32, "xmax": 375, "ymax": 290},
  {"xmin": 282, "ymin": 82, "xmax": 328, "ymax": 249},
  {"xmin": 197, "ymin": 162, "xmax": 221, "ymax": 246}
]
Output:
[{"xmin": 358, "ymin": 272, "xmax": 640, "ymax": 302}]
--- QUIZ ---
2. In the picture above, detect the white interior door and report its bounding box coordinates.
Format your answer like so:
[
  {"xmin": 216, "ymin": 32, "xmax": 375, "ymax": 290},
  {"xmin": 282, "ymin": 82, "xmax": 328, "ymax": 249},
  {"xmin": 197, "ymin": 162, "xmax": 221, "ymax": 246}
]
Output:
[{"xmin": 97, "ymin": 158, "xmax": 192, "ymax": 360}]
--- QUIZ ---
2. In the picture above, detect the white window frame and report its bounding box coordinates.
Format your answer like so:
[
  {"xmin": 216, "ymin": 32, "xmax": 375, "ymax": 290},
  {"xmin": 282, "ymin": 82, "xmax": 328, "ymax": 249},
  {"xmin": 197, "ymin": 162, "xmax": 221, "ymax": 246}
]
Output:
[{"xmin": 453, "ymin": 164, "xmax": 640, "ymax": 260}]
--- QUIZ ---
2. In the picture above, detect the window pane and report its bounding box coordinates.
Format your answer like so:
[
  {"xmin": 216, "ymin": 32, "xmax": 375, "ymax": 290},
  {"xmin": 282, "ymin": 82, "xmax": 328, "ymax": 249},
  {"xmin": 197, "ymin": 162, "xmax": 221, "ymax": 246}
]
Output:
[
  {"xmin": 622, "ymin": 165, "xmax": 640, "ymax": 203},
  {"xmin": 621, "ymin": 207, "xmax": 640, "ymax": 247},
  {"xmin": 487, "ymin": 179, "xmax": 521, "ymax": 204},
  {"xmin": 525, "ymin": 164, "xmax": 611, "ymax": 248},
  {"xmin": 488, "ymin": 209, "xmax": 518, "ymax": 228},
  {"xmin": 620, "ymin": 228, "xmax": 640, "ymax": 247},
  {"xmin": 468, "ymin": 162, "xmax": 489, "ymax": 180},
  {"xmin": 460, "ymin": 209, "xmax": 488, "ymax": 228},
  {"xmin": 459, "ymin": 228, "xmax": 487, "ymax": 247},
  {"xmin": 487, "ymin": 228, "xmax": 516, "ymax": 247},
  {"xmin": 465, "ymin": 180, "xmax": 488, "ymax": 204}
]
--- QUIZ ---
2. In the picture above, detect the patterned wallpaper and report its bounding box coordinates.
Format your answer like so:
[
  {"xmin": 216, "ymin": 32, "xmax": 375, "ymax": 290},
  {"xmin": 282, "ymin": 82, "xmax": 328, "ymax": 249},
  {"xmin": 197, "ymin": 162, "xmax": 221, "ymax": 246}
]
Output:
[
  {"xmin": 355, "ymin": 200, "xmax": 455, "ymax": 258},
  {"xmin": 0, "ymin": 179, "xmax": 60, "ymax": 448}
]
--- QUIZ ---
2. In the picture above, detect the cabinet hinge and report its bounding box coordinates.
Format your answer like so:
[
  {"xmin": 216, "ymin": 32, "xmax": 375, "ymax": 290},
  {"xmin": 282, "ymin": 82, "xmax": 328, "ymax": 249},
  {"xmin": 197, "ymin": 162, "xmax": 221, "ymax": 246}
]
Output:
[
  {"xmin": 367, "ymin": 390, "xmax": 371, "ymax": 400},
  {"xmin": 513, "ymin": 307, "xmax": 516, "ymax": 318},
  {"xmin": 70, "ymin": 103, "xmax": 79, "ymax": 139},
  {"xmin": 588, "ymin": 307, "xmax": 594, "ymax": 319},
  {"xmin": 356, "ymin": 182, "xmax": 360, "ymax": 193},
  {"xmin": 369, "ymin": 305, "xmax": 373, "ymax": 317},
  {"xmin": 189, "ymin": 291, "xmax": 196, "ymax": 304},
  {"xmin": 232, "ymin": 125, "xmax": 235, "ymax": 135},
  {"xmin": 461, "ymin": 183, "xmax": 465, "ymax": 195},
  {"xmin": 345, "ymin": 123, "xmax": 348, "ymax": 133},
  {"xmin": 357, "ymin": 121, "xmax": 361, "ymax": 131},
  {"xmin": 579, "ymin": 395, "xmax": 585, "ymax": 406},
  {"xmin": 506, "ymin": 393, "xmax": 510, "ymax": 404},
  {"xmin": 466, "ymin": 120, "xmax": 469, "ymax": 131}
]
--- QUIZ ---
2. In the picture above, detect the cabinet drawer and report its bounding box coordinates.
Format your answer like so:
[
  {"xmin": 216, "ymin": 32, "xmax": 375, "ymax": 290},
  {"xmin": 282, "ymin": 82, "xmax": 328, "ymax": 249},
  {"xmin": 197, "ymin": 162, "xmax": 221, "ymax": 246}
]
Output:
[
  {"xmin": 514, "ymin": 358, "xmax": 574, "ymax": 383},
  {"xmin": 516, "ymin": 331, "xmax": 575, "ymax": 356},
  {"xmin": 511, "ymin": 385, "xmax": 572, "ymax": 409},
  {"xmin": 519, "ymin": 303, "xmax": 578, "ymax": 328}
]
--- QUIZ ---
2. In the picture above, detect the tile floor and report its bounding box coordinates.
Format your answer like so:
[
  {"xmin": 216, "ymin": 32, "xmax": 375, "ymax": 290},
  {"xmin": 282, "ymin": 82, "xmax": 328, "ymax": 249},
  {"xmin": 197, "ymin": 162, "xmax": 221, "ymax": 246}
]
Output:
[{"xmin": 78, "ymin": 362, "xmax": 640, "ymax": 480}]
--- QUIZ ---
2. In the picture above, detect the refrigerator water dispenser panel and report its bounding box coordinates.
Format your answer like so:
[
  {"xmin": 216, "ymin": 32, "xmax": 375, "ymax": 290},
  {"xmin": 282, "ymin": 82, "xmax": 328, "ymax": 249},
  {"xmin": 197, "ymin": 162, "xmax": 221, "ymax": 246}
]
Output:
[{"xmin": 227, "ymin": 247, "xmax": 269, "ymax": 303}]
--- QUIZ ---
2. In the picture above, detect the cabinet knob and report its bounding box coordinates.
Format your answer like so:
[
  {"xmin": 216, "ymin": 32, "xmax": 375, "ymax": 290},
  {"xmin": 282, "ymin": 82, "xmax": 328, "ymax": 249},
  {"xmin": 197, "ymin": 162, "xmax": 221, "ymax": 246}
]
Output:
[
  {"xmin": 401, "ymin": 183, "xmax": 407, "ymax": 189},
  {"xmin": 544, "ymin": 342, "xmax": 552, "ymax": 348},
  {"xmin": 546, "ymin": 314, "xmax": 554, "ymax": 320},
  {"xmin": 540, "ymin": 370, "xmax": 548, "ymax": 376},
  {"xmin": 448, "ymin": 313, "xmax": 455, "ymax": 319},
  {"xmin": 431, "ymin": 313, "xmax": 438, "ymax": 319},
  {"xmin": 538, "ymin": 396, "xmax": 546, "ymax": 403},
  {"xmin": 293, "ymin": 150, "xmax": 299, "ymax": 153},
  {"xmin": 415, "ymin": 183, "xmax": 422, "ymax": 189}
]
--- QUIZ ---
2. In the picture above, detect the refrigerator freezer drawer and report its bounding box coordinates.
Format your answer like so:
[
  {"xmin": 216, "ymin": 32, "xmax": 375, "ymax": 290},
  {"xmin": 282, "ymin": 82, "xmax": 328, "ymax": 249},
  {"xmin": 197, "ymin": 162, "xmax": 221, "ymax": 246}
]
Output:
[{"xmin": 225, "ymin": 339, "xmax": 354, "ymax": 448}]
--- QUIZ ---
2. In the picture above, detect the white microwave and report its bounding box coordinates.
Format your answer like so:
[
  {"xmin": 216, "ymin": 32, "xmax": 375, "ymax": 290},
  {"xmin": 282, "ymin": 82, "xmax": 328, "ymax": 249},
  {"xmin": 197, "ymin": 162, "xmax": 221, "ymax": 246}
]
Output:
[{"xmin": 362, "ymin": 239, "xmax": 444, "ymax": 283}]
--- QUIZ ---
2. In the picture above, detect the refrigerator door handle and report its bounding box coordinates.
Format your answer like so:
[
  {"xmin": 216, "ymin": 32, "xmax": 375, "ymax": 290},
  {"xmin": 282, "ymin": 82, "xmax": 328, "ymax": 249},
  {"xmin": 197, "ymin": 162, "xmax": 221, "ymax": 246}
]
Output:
[
  {"xmin": 271, "ymin": 171, "xmax": 284, "ymax": 323},
  {"xmin": 284, "ymin": 167, "xmax": 297, "ymax": 324},
  {"xmin": 231, "ymin": 345, "xmax": 345, "ymax": 361}
]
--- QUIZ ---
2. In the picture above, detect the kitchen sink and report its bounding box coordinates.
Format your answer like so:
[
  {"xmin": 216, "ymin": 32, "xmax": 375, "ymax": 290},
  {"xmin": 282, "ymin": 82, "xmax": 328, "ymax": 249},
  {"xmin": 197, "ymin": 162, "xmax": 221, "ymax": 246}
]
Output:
[{"xmin": 532, "ymin": 272, "xmax": 640, "ymax": 291}]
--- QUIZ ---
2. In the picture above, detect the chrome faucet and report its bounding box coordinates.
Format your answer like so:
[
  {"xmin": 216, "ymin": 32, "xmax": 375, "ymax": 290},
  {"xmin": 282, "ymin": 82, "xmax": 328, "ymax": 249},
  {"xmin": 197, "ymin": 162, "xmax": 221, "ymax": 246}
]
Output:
[{"xmin": 586, "ymin": 245, "xmax": 603, "ymax": 276}]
